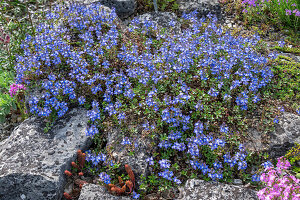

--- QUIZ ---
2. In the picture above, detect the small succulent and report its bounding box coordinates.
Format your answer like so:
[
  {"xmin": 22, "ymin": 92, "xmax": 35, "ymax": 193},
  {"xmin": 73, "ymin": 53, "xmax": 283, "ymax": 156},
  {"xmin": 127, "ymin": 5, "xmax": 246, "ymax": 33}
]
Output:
[{"xmin": 106, "ymin": 164, "xmax": 135, "ymax": 196}]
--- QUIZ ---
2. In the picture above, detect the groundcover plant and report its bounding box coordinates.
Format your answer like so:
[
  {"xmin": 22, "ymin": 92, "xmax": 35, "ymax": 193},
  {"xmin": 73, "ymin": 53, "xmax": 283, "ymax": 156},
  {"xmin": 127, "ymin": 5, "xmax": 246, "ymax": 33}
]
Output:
[{"xmin": 11, "ymin": 2, "xmax": 300, "ymax": 199}]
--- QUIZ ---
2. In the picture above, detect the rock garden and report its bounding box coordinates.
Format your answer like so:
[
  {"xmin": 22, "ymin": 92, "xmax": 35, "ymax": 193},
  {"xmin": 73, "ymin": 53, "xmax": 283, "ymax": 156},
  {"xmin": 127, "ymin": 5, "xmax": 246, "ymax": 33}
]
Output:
[{"xmin": 0, "ymin": 0, "xmax": 299, "ymax": 199}]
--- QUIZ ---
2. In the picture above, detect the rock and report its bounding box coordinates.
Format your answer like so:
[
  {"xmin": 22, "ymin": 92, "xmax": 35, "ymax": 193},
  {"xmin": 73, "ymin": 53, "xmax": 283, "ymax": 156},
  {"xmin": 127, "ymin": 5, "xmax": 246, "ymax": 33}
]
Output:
[
  {"xmin": 105, "ymin": 126, "xmax": 156, "ymax": 188},
  {"xmin": 269, "ymin": 112, "xmax": 300, "ymax": 146},
  {"xmin": 176, "ymin": 179, "xmax": 258, "ymax": 200},
  {"xmin": 69, "ymin": 0, "xmax": 136, "ymax": 20},
  {"xmin": 78, "ymin": 184, "xmax": 131, "ymax": 200},
  {"xmin": 176, "ymin": 0, "xmax": 223, "ymax": 22},
  {"xmin": 127, "ymin": 11, "xmax": 183, "ymax": 36},
  {"xmin": 0, "ymin": 107, "xmax": 92, "ymax": 200},
  {"xmin": 246, "ymin": 112, "xmax": 300, "ymax": 158},
  {"xmin": 233, "ymin": 179, "xmax": 243, "ymax": 185}
]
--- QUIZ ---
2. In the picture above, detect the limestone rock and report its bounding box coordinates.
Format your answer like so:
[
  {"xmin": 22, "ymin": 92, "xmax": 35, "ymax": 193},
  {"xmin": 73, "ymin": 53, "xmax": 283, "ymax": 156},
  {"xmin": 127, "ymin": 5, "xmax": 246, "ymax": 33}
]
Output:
[
  {"xmin": 78, "ymin": 184, "xmax": 131, "ymax": 200},
  {"xmin": 0, "ymin": 107, "xmax": 92, "ymax": 200},
  {"xmin": 176, "ymin": 179, "xmax": 258, "ymax": 200}
]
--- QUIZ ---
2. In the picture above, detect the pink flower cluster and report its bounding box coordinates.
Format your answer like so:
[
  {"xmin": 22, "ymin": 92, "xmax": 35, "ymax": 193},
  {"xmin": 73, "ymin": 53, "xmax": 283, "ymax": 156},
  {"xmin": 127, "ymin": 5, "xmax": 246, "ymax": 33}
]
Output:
[
  {"xmin": 9, "ymin": 83, "xmax": 26, "ymax": 97},
  {"xmin": 258, "ymin": 157, "xmax": 300, "ymax": 200}
]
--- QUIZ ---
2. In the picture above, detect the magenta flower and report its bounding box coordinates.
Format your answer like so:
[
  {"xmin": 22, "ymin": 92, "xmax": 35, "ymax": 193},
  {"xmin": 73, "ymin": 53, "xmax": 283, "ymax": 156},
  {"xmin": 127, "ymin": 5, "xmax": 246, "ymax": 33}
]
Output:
[
  {"xmin": 258, "ymin": 157, "xmax": 299, "ymax": 199},
  {"xmin": 286, "ymin": 9, "xmax": 292, "ymax": 15},
  {"xmin": 9, "ymin": 83, "xmax": 26, "ymax": 97}
]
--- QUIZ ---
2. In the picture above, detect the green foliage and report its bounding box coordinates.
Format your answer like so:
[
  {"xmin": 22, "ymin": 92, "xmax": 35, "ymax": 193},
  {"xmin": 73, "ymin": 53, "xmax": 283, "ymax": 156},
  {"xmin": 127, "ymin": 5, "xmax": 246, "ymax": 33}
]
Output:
[
  {"xmin": 0, "ymin": 0, "xmax": 51, "ymax": 123},
  {"xmin": 240, "ymin": 0, "xmax": 300, "ymax": 32},
  {"xmin": 265, "ymin": 55, "xmax": 300, "ymax": 103},
  {"xmin": 141, "ymin": 0, "xmax": 179, "ymax": 12},
  {"xmin": 0, "ymin": 70, "xmax": 16, "ymax": 123},
  {"xmin": 285, "ymin": 143, "xmax": 300, "ymax": 174}
]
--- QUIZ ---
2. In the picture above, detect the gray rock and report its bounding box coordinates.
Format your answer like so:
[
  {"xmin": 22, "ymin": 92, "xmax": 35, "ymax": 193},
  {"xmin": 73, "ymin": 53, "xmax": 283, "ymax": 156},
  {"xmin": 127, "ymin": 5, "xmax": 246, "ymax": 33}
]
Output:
[
  {"xmin": 269, "ymin": 112, "xmax": 300, "ymax": 145},
  {"xmin": 105, "ymin": 126, "xmax": 156, "ymax": 188},
  {"xmin": 246, "ymin": 112, "xmax": 300, "ymax": 158},
  {"xmin": 233, "ymin": 179, "xmax": 243, "ymax": 185},
  {"xmin": 78, "ymin": 184, "xmax": 131, "ymax": 200},
  {"xmin": 127, "ymin": 11, "xmax": 183, "ymax": 35},
  {"xmin": 0, "ymin": 107, "xmax": 92, "ymax": 200},
  {"xmin": 176, "ymin": 0, "xmax": 223, "ymax": 21},
  {"xmin": 70, "ymin": 0, "xmax": 136, "ymax": 20},
  {"xmin": 176, "ymin": 179, "xmax": 258, "ymax": 200}
]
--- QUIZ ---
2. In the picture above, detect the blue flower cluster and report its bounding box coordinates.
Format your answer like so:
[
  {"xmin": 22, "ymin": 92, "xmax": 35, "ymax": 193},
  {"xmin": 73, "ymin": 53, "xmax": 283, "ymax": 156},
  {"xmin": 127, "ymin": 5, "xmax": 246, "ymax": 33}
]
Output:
[
  {"xmin": 99, "ymin": 172, "xmax": 111, "ymax": 184},
  {"xmin": 223, "ymin": 147, "xmax": 248, "ymax": 170},
  {"xmin": 15, "ymin": 2, "xmax": 280, "ymax": 191},
  {"xmin": 85, "ymin": 150, "xmax": 116, "ymax": 167}
]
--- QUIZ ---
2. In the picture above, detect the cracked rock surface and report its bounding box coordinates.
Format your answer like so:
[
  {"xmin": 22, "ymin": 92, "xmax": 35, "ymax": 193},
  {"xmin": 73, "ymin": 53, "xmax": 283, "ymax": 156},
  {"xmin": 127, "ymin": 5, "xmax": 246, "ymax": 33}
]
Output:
[{"xmin": 0, "ymin": 108, "xmax": 92, "ymax": 200}]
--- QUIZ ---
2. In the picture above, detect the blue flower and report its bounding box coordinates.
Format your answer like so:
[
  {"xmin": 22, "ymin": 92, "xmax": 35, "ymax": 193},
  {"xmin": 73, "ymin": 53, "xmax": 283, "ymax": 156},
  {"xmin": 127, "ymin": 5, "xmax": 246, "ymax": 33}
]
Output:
[
  {"xmin": 132, "ymin": 191, "xmax": 140, "ymax": 199},
  {"xmin": 159, "ymin": 159, "xmax": 171, "ymax": 169},
  {"xmin": 173, "ymin": 177, "xmax": 182, "ymax": 185},
  {"xmin": 213, "ymin": 161, "xmax": 223, "ymax": 169},
  {"xmin": 220, "ymin": 123, "xmax": 229, "ymax": 134},
  {"xmin": 146, "ymin": 157, "xmax": 154, "ymax": 166},
  {"xmin": 168, "ymin": 130, "xmax": 182, "ymax": 140},
  {"xmin": 78, "ymin": 96, "xmax": 85, "ymax": 105},
  {"xmin": 278, "ymin": 40, "xmax": 285, "ymax": 47},
  {"xmin": 297, "ymin": 107, "xmax": 300, "ymax": 115},
  {"xmin": 252, "ymin": 174, "xmax": 260, "ymax": 182},
  {"xmin": 158, "ymin": 140, "xmax": 172, "ymax": 149},
  {"xmin": 261, "ymin": 160, "xmax": 273, "ymax": 169},
  {"xmin": 172, "ymin": 142, "xmax": 186, "ymax": 151},
  {"xmin": 121, "ymin": 137, "xmax": 131, "ymax": 145},
  {"xmin": 237, "ymin": 160, "xmax": 247, "ymax": 170},
  {"xmin": 99, "ymin": 172, "xmax": 111, "ymax": 184},
  {"xmin": 158, "ymin": 169, "xmax": 174, "ymax": 181},
  {"xmin": 85, "ymin": 125, "xmax": 99, "ymax": 137}
]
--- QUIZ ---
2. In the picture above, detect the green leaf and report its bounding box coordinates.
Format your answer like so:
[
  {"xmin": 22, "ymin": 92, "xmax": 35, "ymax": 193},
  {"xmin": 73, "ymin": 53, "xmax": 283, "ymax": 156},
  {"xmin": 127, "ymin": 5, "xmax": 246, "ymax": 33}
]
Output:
[
  {"xmin": 0, "ymin": 114, "xmax": 5, "ymax": 123},
  {"xmin": 11, "ymin": 102, "xmax": 17, "ymax": 110}
]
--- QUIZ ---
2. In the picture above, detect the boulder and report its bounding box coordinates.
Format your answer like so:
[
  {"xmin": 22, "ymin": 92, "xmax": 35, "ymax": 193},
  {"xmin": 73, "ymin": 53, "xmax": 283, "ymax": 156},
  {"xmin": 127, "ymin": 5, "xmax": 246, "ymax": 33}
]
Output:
[
  {"xmin": 269, "ymin": 112, "xmax": 300, "ymax": 145},
  {"xmin": 69, "ymin": 0, "xmax": 137, "ymax": 20},
  {"xmin": 126, "ymin": 11, "xmax": 183, "ymax": 36},
  {"xmin": 0, "ymin": 107, "xmax": 92, "ymax": 200},
  {"xmin": 246, "ymin": 112, "xmax": 300, "ymax": 158},
  {"xmin": 176, "ymin": 0, "xmax": 224, "ymax": 21},
  {"xmin": 78, "ymin": 184, "xmax": 131, "ymax": 200},
  {"xmin": 176, "ymin": 179, "xmax": 258, "ymax": 200}
]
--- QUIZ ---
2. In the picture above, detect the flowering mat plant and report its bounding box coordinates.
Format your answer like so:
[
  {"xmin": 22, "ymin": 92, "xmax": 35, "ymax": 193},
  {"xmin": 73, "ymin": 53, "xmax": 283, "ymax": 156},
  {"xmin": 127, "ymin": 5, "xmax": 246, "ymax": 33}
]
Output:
[{"xmin": 3, "ymin": 1, "xmax": 300, "ymax": 199}]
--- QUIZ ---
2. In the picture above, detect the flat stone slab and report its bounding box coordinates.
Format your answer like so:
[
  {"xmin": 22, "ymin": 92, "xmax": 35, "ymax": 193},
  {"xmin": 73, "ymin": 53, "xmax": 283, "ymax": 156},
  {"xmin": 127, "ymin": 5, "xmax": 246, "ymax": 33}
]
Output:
[
  {"xmin": 177, "ymin": 179, "xmax": 258, "ymax": 200},
  {"xmin": 0, "ymin": 107, "xmax": 92, "ymax": 200},
  {"xmin": 79, "ymin": 184, "xmax": 131, "ymax": 200}
]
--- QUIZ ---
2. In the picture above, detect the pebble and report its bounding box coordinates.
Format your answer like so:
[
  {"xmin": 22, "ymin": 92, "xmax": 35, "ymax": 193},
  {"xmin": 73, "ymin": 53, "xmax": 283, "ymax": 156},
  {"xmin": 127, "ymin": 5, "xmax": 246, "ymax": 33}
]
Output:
[{"xmin": 233, "ymin": 179, "xmax": 243, "ymax": 185}]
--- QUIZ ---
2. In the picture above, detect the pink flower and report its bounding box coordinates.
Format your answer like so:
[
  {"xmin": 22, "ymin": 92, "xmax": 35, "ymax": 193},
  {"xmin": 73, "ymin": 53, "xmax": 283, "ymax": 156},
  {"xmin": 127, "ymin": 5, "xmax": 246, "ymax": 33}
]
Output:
[
  {"xmin": 286, "ymin": 9, "xmax": 292, "ymax": 15},
  {"xmin": 9, "ymin": 83, "xmax": 26, "ymax": 97}
]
